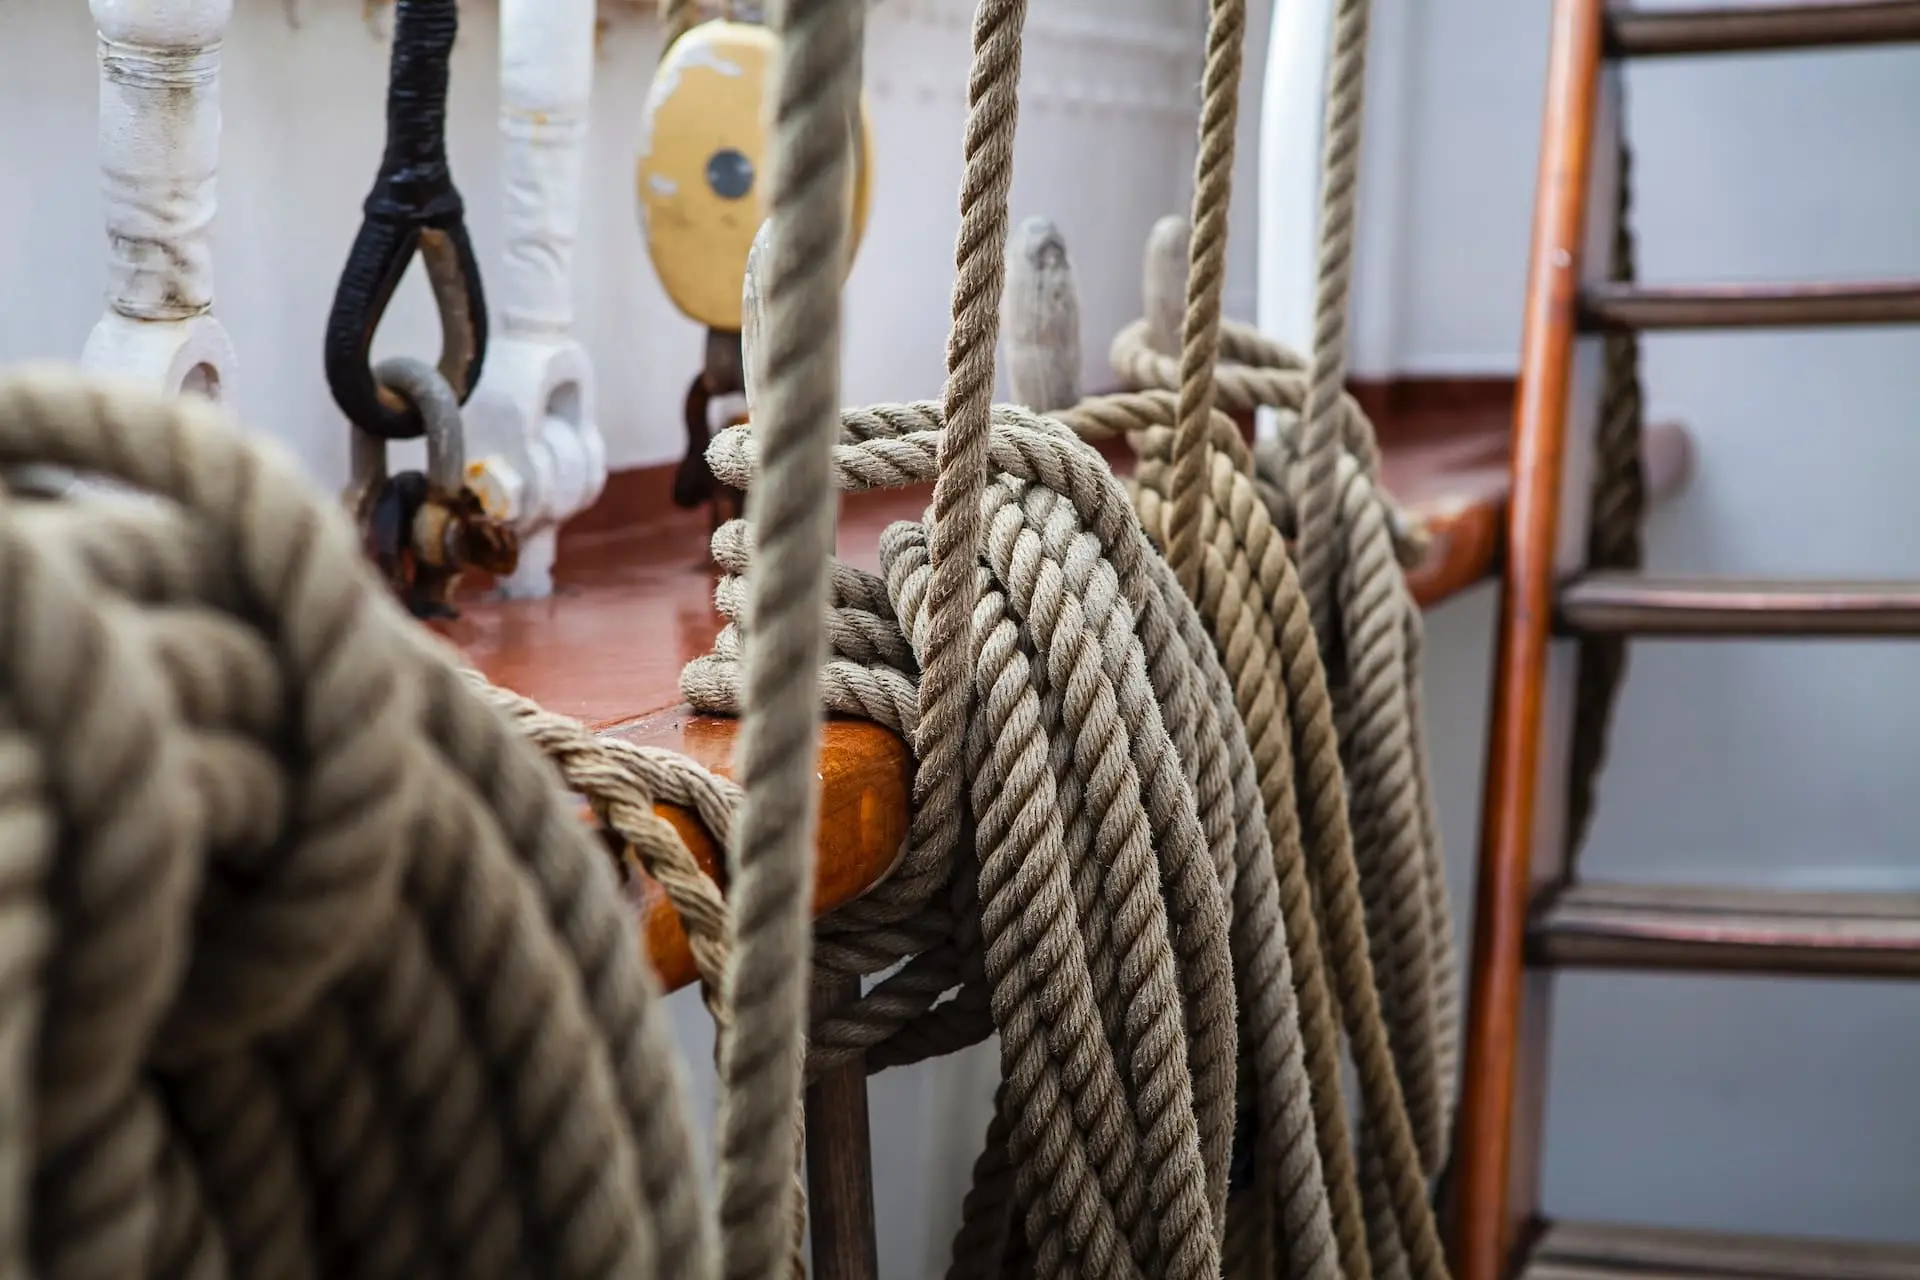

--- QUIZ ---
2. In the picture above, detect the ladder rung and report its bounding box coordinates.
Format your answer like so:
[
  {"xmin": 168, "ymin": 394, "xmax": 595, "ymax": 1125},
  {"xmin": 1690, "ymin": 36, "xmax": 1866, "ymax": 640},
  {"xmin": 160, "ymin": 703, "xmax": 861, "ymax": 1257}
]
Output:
[
  {"xmin": 1525, "ymin": 1219, "xmax": 1920, "ymax": 1280},
  {"xmin": 1607, "ymin": 1, "xmax": 1920, "ymax": 58},
  {"xmin": 1528, "ymin": 882, "xmax": 1920, "ymax": 979},
  {"xmin": 1556, "ymin": 574, "xmax": 1920, "ymax": 637},
  {"xmin": 1579, "ymin": 280, "xmax": 1920, "ymax": 331}
]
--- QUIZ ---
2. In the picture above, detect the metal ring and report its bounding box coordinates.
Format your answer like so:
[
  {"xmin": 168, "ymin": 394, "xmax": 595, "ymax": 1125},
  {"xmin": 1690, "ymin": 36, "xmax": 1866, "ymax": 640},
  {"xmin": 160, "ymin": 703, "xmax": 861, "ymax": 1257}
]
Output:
[{"xmin": 372, "ymin": 356, "xmax": 466, "ymax": 494}]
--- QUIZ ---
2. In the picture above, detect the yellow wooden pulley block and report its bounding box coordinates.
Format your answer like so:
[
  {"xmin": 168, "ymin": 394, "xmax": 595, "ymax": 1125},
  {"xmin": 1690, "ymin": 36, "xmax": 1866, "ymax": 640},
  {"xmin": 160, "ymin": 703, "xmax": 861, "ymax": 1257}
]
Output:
[{"xmin": 637, "ymin": 20, "xmax": 875, "ymax": 332}]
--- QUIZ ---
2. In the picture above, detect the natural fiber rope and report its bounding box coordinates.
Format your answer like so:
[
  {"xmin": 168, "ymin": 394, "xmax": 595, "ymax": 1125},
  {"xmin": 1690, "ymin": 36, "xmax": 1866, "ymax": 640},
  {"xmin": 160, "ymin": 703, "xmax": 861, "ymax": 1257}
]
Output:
[
  {"xmin": 1114, "ymin": 354, "xmax": 1455, "ymax": 1280},
  {"xmin": 1564, "ymin": 137, "xmax": 1647, "ymax": 861},
  {"xmin": 1109, "ymin": 0, "xmax": 1455, "ymax": 1265},
  {"xmin": 1163, "ymin": 0, "xmax": 1247, "ymax": 601},
  {"xmin": 1291, "ymin": 0, "xmax": 1376, "ymax": 642},
  {"xmin": 0, "ymin": 365, "xmax": 727, "ymax": 1278},
  {"xmin": 690, "ymin": 406, "xmax": 1247, "ymax": 1277},
  {"xmin": 898, "ymin": 0, "xmax": 1030, "ymax": 956},
  {"xmin": 711, "ymin": 0, "xmax": 865, "ymax": 1274},
  {"xmin": 668, "ymin": 0, "xmax": 1457, "ymax": 1274}
]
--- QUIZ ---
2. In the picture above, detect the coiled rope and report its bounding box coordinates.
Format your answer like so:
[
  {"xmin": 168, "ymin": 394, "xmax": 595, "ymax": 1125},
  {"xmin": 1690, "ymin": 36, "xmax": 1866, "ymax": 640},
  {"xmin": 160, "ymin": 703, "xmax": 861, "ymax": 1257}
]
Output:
[
  {"xmin": 0, "ymin": 367, "xmax": 727, "ymax": 1278},
  {"xmin": 680, "ymin": 0, "xmax": 1465, "ymax": 1272},
  {"xmin": 1099, "ymin": 0, "xmax": 1460, "ymax": 1272}
]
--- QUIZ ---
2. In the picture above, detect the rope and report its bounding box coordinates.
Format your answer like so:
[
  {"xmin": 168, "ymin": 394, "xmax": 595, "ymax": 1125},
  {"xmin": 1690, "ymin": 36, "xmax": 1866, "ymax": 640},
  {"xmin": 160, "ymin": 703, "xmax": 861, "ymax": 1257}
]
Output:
[
  {"xmin": 1564, "ymin": 137, "xmax": 1647, "ymax": 861},
  {"xmin": 903, "ymin": 0, "xmax": 1030, "ymax": 960},
  {"xmin": 1291, "ymin": 0, "xmax": 1376, "ymax": 642},
  {"xmin": 1111, "ymin": 361, "xmax": 1455, "ymax": 1280},
  {"xmin": 0, "ymin": 365, "xmax": 720, "ymax": 1278},
  {"xmin": 1163, "ymin": 0, "xmax": 1247, "ymax": 600},
  {"xmin": 1098, "ymin": 0, "xmax": 1458, "ymax": 1268},
  {"xmin": 689, "ymin": 405, "xmax": 1255, "ymax": 1276},
  {"xmin": 713, "ymin": 0, "xmax": 865, "ymax": 1273}
]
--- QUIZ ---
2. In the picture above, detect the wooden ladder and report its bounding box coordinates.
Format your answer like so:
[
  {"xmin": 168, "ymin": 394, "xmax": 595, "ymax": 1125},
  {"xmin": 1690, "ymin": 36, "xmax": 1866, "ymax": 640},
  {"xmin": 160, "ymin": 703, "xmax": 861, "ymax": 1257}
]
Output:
[{"xmin": 1451, "ymin": 4, "xmax": 1920, "ymax": 1279}]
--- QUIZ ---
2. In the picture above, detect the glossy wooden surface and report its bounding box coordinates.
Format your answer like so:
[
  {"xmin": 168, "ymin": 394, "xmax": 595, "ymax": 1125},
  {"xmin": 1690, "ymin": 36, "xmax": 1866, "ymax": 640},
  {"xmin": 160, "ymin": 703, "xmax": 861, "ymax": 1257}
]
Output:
[
  {"xmin": 1557, "ymin": 573, "xmax": 1920, "ymax": 636},
  {"xmin": 597, "ymin": 709, "xmax": 913, "ymax": 993},
  {"xmin": 1580, "ymin": 278, "xmax": 1920, "ymax": 331},
  {"xmin": 1606, "ymin": 1, "xmax": 1920, "ymax": 59},
  {"xmin": 1529, "ymin": 882, "xmax": 1920, "ymax": 979},
  {"xmin": 1524, "ymin": 1218, "xmax": 1920, "ymax": 1280},
  {"xmin": 1453, "ymin": 1, "xmax": 1611, "ymax": 1276}
]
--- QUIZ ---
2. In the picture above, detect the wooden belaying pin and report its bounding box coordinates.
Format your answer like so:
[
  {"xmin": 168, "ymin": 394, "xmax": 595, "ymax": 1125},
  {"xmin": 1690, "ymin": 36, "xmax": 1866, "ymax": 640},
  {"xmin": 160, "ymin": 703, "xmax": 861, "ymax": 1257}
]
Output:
[
  {"xmin": 1144, "ymin": 213, "xmax": 1192, "ymax": 358},
  {"xmin": 1000, "ymin": 215, "xmax": 1083, "ymax": 414}
]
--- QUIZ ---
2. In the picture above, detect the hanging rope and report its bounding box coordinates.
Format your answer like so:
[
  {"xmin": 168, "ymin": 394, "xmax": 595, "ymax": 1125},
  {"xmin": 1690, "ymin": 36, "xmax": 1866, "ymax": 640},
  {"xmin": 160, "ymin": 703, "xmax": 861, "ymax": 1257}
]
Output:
[
  {"xmin": 688, "ymin": 405, "xmax": 1244, "ymax": 1279},
  {"xmin": 1100, "ymin": 0, "xmax": 1461, "ymax": 1270},
  {"xmin": 0, "ymin": 0, "xmax": 1472, "ymax": 1275},
  {"xmin": 1563, "ymin": 137, "xmax": 1647, "ymax": 860}
]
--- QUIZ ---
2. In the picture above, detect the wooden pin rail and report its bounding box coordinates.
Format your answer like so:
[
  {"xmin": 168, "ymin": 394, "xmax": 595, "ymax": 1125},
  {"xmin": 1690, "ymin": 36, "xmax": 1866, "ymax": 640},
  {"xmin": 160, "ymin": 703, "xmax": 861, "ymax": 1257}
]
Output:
[{"xmin": 449, "ymin": 394, "xmax": 1690, "ymax": 993}]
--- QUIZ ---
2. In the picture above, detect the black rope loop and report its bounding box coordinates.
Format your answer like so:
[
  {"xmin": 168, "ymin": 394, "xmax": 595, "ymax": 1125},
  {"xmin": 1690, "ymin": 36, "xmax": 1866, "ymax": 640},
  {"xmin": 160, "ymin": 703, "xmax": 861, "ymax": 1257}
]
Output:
[{"xmin": 324, "ymin": 0, "xmax": 489, "ymax": 441}]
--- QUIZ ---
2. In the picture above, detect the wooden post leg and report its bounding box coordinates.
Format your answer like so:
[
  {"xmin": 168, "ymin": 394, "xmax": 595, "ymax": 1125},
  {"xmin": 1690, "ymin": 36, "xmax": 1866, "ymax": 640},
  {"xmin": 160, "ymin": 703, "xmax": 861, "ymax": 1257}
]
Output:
[{"xmin": 804, "ymin": 973, "xmax": 878, "ymax": 1280}]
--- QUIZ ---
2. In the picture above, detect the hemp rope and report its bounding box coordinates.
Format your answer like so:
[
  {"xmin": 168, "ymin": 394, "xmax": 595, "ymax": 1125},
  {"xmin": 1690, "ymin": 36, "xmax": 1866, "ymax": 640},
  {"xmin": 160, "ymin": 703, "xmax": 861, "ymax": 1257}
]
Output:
[
  {"xmin": 0, "ymin": 365, "xmax": 732, "ymax": 1278},
  {"xmin": 1290, "ymin": 0, "xmax": 1376, "ymax": 644},
  {"xmin": 1104, "ymin": 0, "xmax": 1457, "ymax": 1263},
  {"xmin": 682, "ymin": 0, "xmax": 1455, "ymax": 1272},
  {"xmin": 1564, "ymin": 136, "xmax": 1647, "ymax": 861},
  {"xmin": 690, "ymin": 406, "xmax": 1247, "ymax": 1278},
  {"xmin": 1115, "ymin": 300, "xmax": 1457, "ymax": 1280},
  {"xmin": 706, "ymin": 0, "xmax": 866, "ymax": 1273}
]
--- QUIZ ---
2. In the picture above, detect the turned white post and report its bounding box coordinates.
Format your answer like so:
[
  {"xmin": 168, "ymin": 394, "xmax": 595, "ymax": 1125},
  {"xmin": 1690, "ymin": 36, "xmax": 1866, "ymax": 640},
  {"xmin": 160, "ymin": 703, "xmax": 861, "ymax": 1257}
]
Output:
[
  {"xmin": 1143, "ymin": 213, "xmax": 1190, "ymax": 358},
  {"xmin": 464, "ymin": 0, "xmax": 608, "ymax": 599},
  {"xmin": 999, "ymin": 215, "xmax": 1081, "ymax": 413},
  {"xmin": 82, "ymin": 0, "xmax": 238, "ymax": 401},
  {"xmin": 741, "ymin": 219, "xmax": 771, "ymax": 416}
]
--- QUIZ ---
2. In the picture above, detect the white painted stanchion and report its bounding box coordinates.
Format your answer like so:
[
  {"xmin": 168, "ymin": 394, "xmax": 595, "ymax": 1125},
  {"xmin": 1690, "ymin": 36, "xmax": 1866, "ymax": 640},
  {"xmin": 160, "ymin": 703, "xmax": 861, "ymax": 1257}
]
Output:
[
  {"xmin": 463, "ymin": 0, "xmax": 608, "ymax": 599},
  {"xmin": 1254, "ymin": 0, "xmax": 1333, "ymax": 440},
  {"xmin": 82, "ymin": 0, "xmax": 238, "ymax": 401}
]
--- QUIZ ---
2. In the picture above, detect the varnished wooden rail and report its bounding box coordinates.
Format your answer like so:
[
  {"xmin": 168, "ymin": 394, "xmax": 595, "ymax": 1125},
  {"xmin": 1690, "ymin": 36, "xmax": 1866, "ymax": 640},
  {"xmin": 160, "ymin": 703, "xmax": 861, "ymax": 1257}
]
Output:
[
  {"xmin": 1452, "ymin": 0, "xmax": 1613, "ymax": 1276},
  {"xmin": 1606, "ymin": 1, "xmax": 1920, "ymax": 58},
  {"xmin": 1580, "ymin": 279, "xmax": 1920, "ymax": 331}
]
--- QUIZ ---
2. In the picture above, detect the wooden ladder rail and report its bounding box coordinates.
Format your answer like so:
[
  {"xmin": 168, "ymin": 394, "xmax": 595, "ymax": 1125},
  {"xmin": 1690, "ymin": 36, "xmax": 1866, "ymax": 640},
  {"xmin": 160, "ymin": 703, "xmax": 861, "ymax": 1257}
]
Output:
[
  {"xmin": 1453, "ymin": 3, "xmax": 1920, "ymax": 1279},
  {"xmin": 1452, "ymin": 3, "xmax": 1619, "ymax": 1274}
]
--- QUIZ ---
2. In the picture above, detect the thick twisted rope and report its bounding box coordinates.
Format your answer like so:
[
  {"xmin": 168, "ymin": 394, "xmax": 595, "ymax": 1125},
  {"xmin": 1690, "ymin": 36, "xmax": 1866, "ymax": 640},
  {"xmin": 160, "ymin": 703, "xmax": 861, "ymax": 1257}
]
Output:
[
  {"xmin": 0, "ymin": 365, "xmax": 730, "ymax": 1279},
  {"xmin": 1164, "ymin": 0, "xmax": 1247, "ymax": 599},
  {"xmin": 901, "ymin": 0, "xmax": 1031, "ymax": 960},
  {"xmin": 1109, "ymin": 0, "xmax": 1453, "ymax": 1265},
  {"xmin": 690, "ymin": 406, "xmax": 1261, "ymax": 1276},
  {"xmin": 1291, "ymin": 0, "xmax": 1376, "ymax": 642},
  {"xmin": 712, "ymin": 0, "xmax": 864, "ymax": 1274},
  {"xmin": 1564, "ymin": 137, "xmax": 1647, "ymax": 861}
]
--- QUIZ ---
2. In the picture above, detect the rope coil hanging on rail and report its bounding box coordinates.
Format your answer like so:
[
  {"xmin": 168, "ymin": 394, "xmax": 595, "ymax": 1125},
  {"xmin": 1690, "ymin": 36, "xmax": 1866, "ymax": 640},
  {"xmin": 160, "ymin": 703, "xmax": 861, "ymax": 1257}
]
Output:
[{"xmin": 685, "ymin": 0, "xmax": 1464, "ymax": 1273}]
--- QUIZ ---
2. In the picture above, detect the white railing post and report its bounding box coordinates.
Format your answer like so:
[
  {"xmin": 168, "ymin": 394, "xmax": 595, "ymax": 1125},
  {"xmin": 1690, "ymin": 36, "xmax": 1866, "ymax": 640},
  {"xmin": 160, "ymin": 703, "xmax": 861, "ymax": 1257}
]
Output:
[
  {"xmin": 83, "ymin": 0, "xmax": 238, "ymax": 402},
  {"xmin": 463, "ymin": 0, "xmax": 608, "ymax": 599}
]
